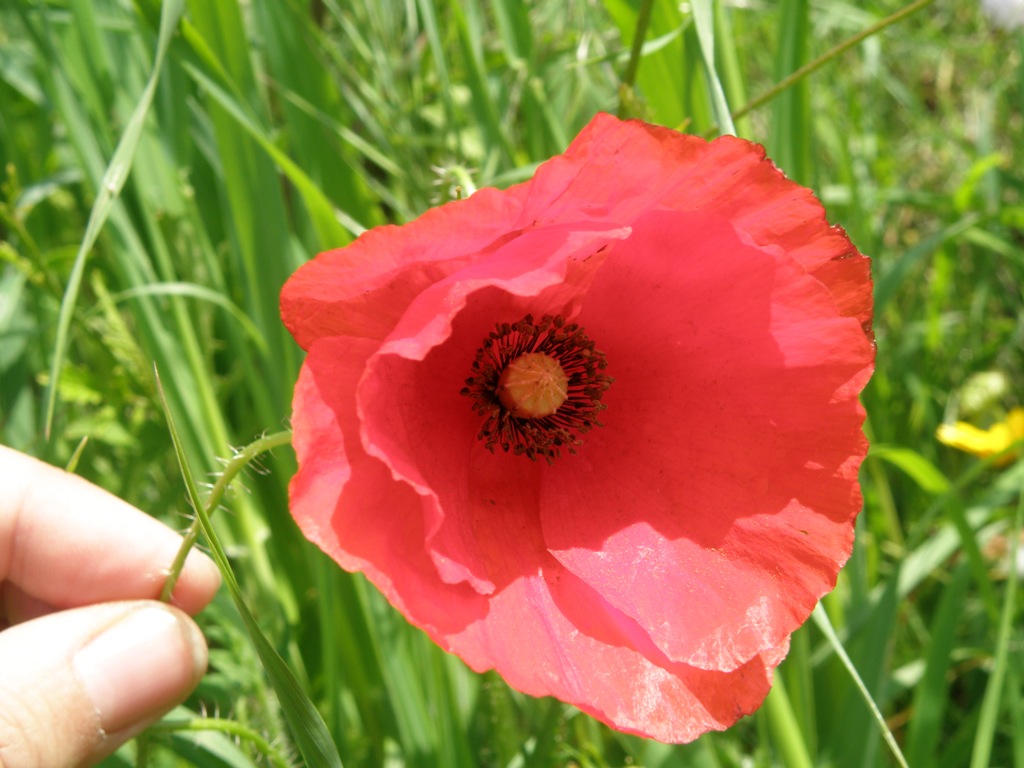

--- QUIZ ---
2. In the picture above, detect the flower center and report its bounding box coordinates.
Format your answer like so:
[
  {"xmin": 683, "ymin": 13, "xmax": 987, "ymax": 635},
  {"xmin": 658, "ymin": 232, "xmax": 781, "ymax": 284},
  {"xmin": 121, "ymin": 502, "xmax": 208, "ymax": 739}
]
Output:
[
  {"xmin": 497, "ymin": 353, "xmax": 568, "ymax": 418},
  {"xmin": 461, "ymin": 314, "xmax": 612, "ymax": 462}
]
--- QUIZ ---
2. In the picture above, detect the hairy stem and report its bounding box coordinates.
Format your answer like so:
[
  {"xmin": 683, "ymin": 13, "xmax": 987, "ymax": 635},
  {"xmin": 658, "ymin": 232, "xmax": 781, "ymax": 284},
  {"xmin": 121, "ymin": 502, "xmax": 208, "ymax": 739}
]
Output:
[{"xmin": 159, "ymin": 430, "xmax": 293, "ymax": 603}]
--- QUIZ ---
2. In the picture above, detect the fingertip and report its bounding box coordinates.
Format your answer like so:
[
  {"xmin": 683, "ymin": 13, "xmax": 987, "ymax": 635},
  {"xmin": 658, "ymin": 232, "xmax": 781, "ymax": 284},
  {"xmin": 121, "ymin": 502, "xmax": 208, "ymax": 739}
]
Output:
[
  {"xmin": 1, "ymin": 445, "xmax": 224, "ymax": 614},
  {"xmin": 0, "ymin": 602, "xmax": 210, "ymax": 768},
  {"xmin": 75, "ymin": 604, "xmax": 208, "ymax": 735}
]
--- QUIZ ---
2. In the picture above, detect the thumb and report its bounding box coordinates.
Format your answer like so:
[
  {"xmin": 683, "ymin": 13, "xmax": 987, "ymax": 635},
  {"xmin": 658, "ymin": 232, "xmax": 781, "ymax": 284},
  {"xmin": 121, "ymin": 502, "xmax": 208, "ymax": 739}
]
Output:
[{"xmin": 0, "ymin": 601, "xmax": 208, "ymax": 768}]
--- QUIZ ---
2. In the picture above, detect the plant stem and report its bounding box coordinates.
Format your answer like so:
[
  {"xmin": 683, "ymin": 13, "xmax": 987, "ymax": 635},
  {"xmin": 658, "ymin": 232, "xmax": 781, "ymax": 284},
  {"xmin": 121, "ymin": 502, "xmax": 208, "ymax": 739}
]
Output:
[
  {"xmin": 617, "ymin": 0, "xmax": 655, "ymax": 118},
  {"xmin": 149, "ymin": 716, "xmax": 293, "ymax": 768},
  {"xmin": 763, "ymin": 676, "xmax": 814, "ymax": 768},
  {"xmin": 159, "ymin": 430, "xmax": 293, "ymax": 603},
  {"xmin": 703, "ymin": 0, "xmax": 938, "ymax": 137}
]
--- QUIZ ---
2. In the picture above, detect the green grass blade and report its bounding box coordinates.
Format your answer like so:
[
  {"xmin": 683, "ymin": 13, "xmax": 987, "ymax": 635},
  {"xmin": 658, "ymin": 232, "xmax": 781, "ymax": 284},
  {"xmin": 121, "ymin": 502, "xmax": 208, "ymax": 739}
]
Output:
[
  {"xmin": 869, "ymin": 444, "xmax": 952, "ymax": 495},
  {"xmin": 726, "ymin": 0, "xmax": 940, "ymax": 134},
  {"xmin": 712, "ymin": 1, "xmax": 751, "ymax": 138},
  {"xmin": 93, "ymin": 282, "xmax": 268, "ymax": 355},
  {"xmin": 813, "ymin": 603, "xmax": 909, "ymax": 768},
  {"xmin": 251, "ymin": 0, "xmax": 383, "ymax": 232},
  {"xmin": 411, "ymin": 0, "xmax": 457, "ymax": 147},
  {"xmin": 762, "ymin": 676, "xmax": 814, "ymax": 768},
  {"xmin": 43, "ymin": 0, "xmax": 184, "ymax": 438},
  {"xmin": 180, "ymin": 62, "xmax": 350, "ymax": 247},
  {"xmin": 690, "ymin": 0, "xmax": 735, "ymax": 136},
  {"xmin": 904, "ymin": 562, "xmax": 972, "ymax": 766},
  {"xmin": 156, "ymin": 369, "xmax": 344, "ymax": 768},
  {"xmin": 446, "ymin": 0, "xmax": 516, "ymax": 166},
  {"xmin": 970, "ymin": 485, "xmax": 1023, "ymax": 768},
  {"xmin": 873, "ymin": 214, "xmax": 981, "ymax": 314},
  {"xmin": 767, "ymin": 0, "xmax": 810, "ymax": 183}
]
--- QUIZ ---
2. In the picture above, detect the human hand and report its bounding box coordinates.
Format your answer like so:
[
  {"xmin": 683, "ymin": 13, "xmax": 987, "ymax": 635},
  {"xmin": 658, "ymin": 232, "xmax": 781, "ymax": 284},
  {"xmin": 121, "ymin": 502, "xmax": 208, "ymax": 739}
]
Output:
[{"xmin": 0, "ymin": 445, "xmax": 221, "ymax": 767}]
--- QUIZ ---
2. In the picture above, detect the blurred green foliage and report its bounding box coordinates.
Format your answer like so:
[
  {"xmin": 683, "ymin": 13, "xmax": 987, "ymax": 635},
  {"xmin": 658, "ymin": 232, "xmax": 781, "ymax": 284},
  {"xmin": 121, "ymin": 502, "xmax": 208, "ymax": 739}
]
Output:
[{"xmin": 1, "ymin": 0, "xmax": 1022, "ymax": 765}]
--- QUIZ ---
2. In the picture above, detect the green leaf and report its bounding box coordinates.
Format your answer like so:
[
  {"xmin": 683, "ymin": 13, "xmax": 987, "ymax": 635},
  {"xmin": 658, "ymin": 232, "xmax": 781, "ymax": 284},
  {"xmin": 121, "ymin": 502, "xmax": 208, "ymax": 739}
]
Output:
[
  {"xmin": 904, "ymin": 563, "xmax": 972, "ymax": 766},
  {"xmin": 813, "ymin": 604, "xmax": 909, "ymax": 768},
  {"xmin": 970, "ymin": 490, "xmax": 1024, "ymax": 768},
  {"xmin": 690, "ymin": 0, "xmax": 735, "ymax": 136},
  {"xmin": 156, "ymin": 370, "xmax": 344, "ymax": 768},
  {"xmin": 869, "ymin": 444, "xmax": 952, "ymax": 495},
  {"xmin": 44, "ymin": 0, "xmax": 185, "ymax": 438}
]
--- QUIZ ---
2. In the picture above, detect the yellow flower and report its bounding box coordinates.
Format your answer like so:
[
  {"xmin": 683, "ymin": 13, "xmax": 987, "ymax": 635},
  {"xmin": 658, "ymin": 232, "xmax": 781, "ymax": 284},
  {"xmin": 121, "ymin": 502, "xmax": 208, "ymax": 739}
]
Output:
[{"xmin": 937, "ymin": 407, "xmax": 1024, "ymax": 465}]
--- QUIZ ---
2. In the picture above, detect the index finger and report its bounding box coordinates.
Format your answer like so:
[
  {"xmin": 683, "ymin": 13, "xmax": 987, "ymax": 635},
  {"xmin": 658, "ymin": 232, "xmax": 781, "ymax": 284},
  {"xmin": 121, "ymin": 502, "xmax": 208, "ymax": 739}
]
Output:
[{"xmin": 0, "ymin": 445, "xmax": 221, "ymax": 622}]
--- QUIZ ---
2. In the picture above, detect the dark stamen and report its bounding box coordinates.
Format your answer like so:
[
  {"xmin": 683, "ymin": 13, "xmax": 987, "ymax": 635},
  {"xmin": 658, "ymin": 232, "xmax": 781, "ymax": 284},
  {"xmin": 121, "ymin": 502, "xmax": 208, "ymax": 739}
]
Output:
[{"xmin": 461, "ymin": 314, "xmax": 612, "ymax": 462}]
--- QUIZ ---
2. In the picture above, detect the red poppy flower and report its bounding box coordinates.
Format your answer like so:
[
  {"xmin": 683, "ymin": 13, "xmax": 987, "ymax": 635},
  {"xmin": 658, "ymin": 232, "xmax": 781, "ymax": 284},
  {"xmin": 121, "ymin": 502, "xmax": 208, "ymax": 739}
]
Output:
[{"xmin": 281, "ymin": 113, "xmax": 874, "ymax": 742}]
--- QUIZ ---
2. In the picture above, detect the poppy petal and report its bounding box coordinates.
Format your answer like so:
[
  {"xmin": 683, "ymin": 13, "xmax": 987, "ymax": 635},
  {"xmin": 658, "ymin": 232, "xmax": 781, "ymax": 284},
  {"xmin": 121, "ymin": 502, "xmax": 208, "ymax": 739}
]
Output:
[
  {"xmin": 358, "ymin": 222, "xmax": 629, "ymax": 592},
  {"xmin": 291, "ymin": 336, "xmax": 489, "ymax": 632},
  {"xmin": 514, "ymin": 114, "xmax": 872, "ymax": 328},
  {"xmin": 282, "ymin": 185, "xmax": 531, "ymax": 349},
  {"xmin": 540, "ymin": 210, "xmax": 869, "ymax": 669}
]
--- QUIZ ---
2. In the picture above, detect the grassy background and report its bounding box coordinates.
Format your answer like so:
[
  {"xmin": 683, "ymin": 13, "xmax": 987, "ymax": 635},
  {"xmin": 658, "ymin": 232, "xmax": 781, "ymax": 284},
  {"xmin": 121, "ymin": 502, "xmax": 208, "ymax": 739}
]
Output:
[{"xmin": 1, "ymin": 0, "xmax": 1023, "ymax": 765}]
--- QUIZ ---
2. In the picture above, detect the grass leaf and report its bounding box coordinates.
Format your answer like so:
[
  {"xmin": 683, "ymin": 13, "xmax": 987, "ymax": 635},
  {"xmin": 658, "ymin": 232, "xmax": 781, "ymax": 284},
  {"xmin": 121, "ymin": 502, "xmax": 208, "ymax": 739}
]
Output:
[
  {"xmin": 43, "ymin": 0, "xmax": 185, "ymax": 438},
  {"xmin": 155, "ymin": 369, "xmax": 344, "ymax": 768}
]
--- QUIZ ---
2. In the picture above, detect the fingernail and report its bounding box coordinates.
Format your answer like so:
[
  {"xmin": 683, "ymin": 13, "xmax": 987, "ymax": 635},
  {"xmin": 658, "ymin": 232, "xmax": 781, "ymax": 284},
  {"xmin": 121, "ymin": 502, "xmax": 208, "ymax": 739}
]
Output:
[{"xmin": 74, "ymin": 606, "xmax": 208, "ymax": 734}]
